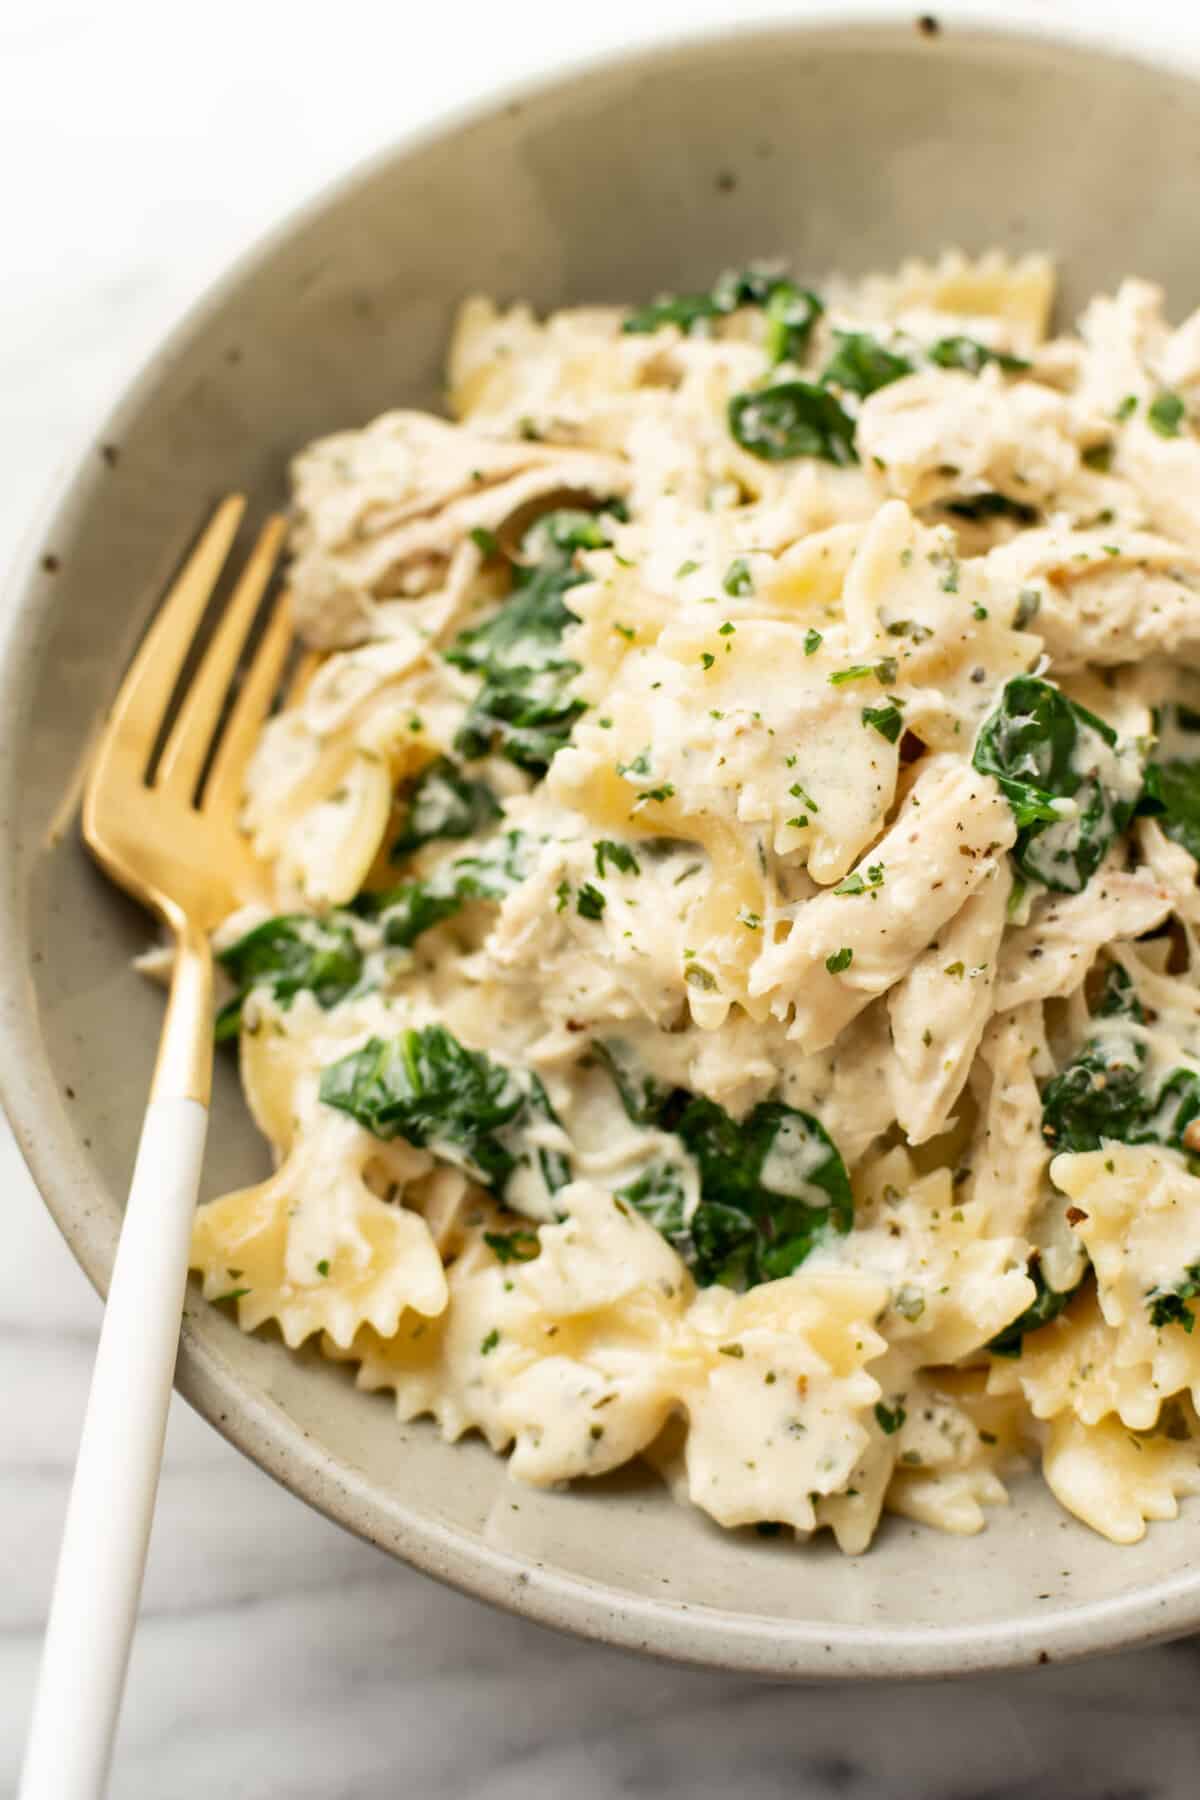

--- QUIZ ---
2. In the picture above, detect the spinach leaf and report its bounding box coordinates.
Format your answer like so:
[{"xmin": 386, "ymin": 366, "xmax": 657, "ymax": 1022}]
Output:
[
  {"xmin": 1147, "ymin": 1263, "xmax": 1200, "ymax": 1331},
  {"xmin": 1138, "ymin": 702, "xmax": 1200, "ymax": 863},
  {"xmin": 319, "ymin": 1024, "xmax": 567, "ymax": 1206},
  {"xmin": 616, "ymin": 1162, "xmax": 691, "ymax": 1250},
  {"xmin": 675, "ymin": 1097, "xmax": 853, "ymax": 1286},
  {"xmin": 358, "ymin": 829, "xmax": 530, "ymax": 949},
  {"xmin": 595, "ymin": 1043, "xmax": 853, "ymax": 1287},
  {"xmin": 390, "ymin": 758, "xmax": 502, "ymax": 861},
  {"xmin": 761, "ymin": 280, "xmax": 825, "ymax": 365},
  {"xmin": 215, "ymin": 914, "xmax": 363, "ymax": 1042},
  {"xmin": 483, "ymin": 1227, "xmax": 540, "ymax": 1264},
  {"xmin": 623, "ymin": 268, "xmax": 823, "ymax": 365},
  {"xmin": 820, "ymin": 331, "xmax": 913, "ymax": 398},
  {"xmin": 988, "ymin": 1263, "xmax": 1087, "ymax": 1358},
  {"xmin": 928, "ymin": 336, "xmax": 1031, "ymax": 375},
  {"xmin": 728, "ymin": 382, "xmax": 858, "ymax": 466},
  {"xmin": 453, "ymin": 664, "xmax": 587, "ymax": 776},
  {"xmin": 446, "ymin": 509, "xmax": 611, "ymax": 775},
  {"xmin": 943, "ymin": 492, "xmax": 1039, "ymax": 526},
  {"xmin": 591, "ymin": 1038, "xmax": 674, "ymax": 1125},
  {"xmin": 971, "ymin": 675, "xmax": 1140, "ymax": 893},
  {"xmin": 1040, "ymin": 964, "xmax": 1147, "ymax": 1154},
  {"xmin": 1039, "ymin": 962, "xmax": 1200, "ymax": 1158}
]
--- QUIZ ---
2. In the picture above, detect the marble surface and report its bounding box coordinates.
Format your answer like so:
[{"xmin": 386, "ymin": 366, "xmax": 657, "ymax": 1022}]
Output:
[{"xmin": 3, "ymin": 1, "xmax": 1200, "ymax": 1793}]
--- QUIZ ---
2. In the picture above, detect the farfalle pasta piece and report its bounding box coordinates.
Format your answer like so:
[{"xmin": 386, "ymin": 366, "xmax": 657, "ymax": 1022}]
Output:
[
  {"xmin": 883, "ymin": 1371, "xmax": 1024, "ymax": 1536},
  {"xmin": 1042, "ymin": 1406, "xmax": 1200, "ymax": 1544},
  {"xmin": 822, "ymin": 1146, "xmax": 1034, "ymax": 1364},
  {"xmin": 676, "ymin": 1271, "xmax": 888, "ymax": 1533},
  {"xmin": 1050, "ymin": 1145, "xmax": 1200, "ymax": 1413},
  {"xmin": 838, "ymin": 249, "xmax": 1055, "ymax": 346},
  {"xmin": 986, "ymin": 1285, "xmax": 1158, "ymax": 1429},
  {"xmin": 190, "ymin": 1111, "xmax": 447, "ymax": 1349}
]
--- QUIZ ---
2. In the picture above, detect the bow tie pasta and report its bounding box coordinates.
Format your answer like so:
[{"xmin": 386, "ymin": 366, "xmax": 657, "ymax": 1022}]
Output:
[{"xmin": 186, "ymin": 248, "xmax": 1200, "ymax": 1551}]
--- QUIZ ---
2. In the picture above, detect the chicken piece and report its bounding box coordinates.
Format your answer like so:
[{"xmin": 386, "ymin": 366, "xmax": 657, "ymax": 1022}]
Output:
[
  {"xmin": 967, "ymin": 1003, "xmax": 1054, "ymax": 1240},
  {"xmin": 995, "ymin": 858, "xmax": 1174, "ymax": 1010},
  {"xmin": 987, "ymin": 526, "xmax": 1200, "ymax": 669},
  {"xmin": 288, "ymin": 410, "xmax": 629, "ymax": 646},
  {"xmin": 856, "ymin": 367, "xmax": 1081, "ymax": 513},
  {"xmin": 749, "ymin": 756, "xmax": 1015, "ymax": 1050},
  {"xmin": 1118, "ymin": 420, "xmax": 1200, "ymax": 554},
  {"xmin": 888, "ymin": 856, "xmax": 1011, "ymax": 1144}
]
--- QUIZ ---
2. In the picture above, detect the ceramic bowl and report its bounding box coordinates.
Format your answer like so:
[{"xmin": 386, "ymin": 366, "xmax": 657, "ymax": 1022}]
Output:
[{"xmin": 5, "ymin": 11, "xmax": 1200, "ymax": 1677}]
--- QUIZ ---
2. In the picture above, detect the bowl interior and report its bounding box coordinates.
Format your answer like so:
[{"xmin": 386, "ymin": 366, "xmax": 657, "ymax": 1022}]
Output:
[{"xmin": 6, "ymin": 19, "xmax": 1200, "ymax": 1675}]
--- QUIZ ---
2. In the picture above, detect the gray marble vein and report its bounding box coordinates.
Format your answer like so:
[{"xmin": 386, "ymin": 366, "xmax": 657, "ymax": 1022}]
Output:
[{"xmin": 2, "ymin": 1, "xmax": 1198, "ymax": 1795}]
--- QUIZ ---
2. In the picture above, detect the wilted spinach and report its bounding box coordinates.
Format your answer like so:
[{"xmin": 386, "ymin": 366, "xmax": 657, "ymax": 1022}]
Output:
[
  {"xmin": 1138, "ymin": 702, "xmax": 1200, "ymax": 864},
  {"xmin": 319, "ymin": 1024, "xmax": 568, "ymax": 1206},
  {"xmin": 928, "ymin": 336, "xmax": 1031, "ymax": 376},
  {"xmin": 623, "ymin": 267, "xmax": 823, "ymax": 365},
  {"xmin": 357, "ymin": 829, "xmax": 530, "ymax": 950},
  {"xmin": 820, "ymin": 331, "xmax": 913, "ymax": 398},
  {"xmin": 446, "ymin": 509, "xmax": 612, "ymax": 775},
  {"xmin": 972, "ymin": 675, "xmax": 1140, "ymax": 893},
  {"xmin": 390, "ymin": 757, "xmax": 502, "ymax": 861},
  {"xmin": 1040, "ymin": 962, "xmax": 1200, "ymax": 1157},
  {"xmin": 215, "ymin": 913, "xmax": 364, "ymax": 1042},
  {"xmin": 598, "ymin": 1043, "xmax": 853, "ymax": 1288},
  {"xmin": 728, "ymin": 382, "xmax": 858, "ymax": 465}
]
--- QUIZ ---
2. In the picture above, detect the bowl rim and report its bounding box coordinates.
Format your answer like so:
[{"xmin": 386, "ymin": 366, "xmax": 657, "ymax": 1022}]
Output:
[{"xmin": 5, "ymin": 4, "xmax": 1200, "ymax": 1678}]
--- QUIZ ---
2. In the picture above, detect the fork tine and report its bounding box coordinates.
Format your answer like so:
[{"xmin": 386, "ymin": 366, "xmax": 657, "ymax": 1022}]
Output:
[
  {"xmin": 203, "ymin": 589, "xmax": 293, "ymax": 818},
  {"xmin": 92, "ymin": 495, "xmax": 246, "ymax": 784},
  {"xmin": 285, "ymin": 647, "xmax": 323, "ymax": 707},
  {"xmin": 155, "ymin": 514, "xmax": 287, "ymax": 801}
]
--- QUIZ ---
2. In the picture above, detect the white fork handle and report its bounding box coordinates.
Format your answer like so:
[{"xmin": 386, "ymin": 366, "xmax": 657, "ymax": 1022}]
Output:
[{"xmin": 20, "ymin": 1095, "xmax": 209, "ymax": 1800}]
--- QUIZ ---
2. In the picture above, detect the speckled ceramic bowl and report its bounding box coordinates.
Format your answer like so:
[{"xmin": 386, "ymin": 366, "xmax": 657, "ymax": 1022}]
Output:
[{"xmin": 5, "ymin": 10, "xmax": 1200, "ymax": 1677}]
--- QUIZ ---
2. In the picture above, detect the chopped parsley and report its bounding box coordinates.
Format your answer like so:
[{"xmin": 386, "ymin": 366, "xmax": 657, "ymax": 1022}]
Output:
[
  {"xmin": 723, "ymin": 557, "xmax": 754, "ymax": 596},
  {"xmin": 594, "ymin": 840, "xmax": 640, "ymax": 878},
  {"xmin": 1148, "ymin": 390, "xmax": 1186, "ymax": 438},
  {"xmin": 833, "ymin": 862, "xmax": 885, "ymax": 896},
  {"xmin": 576, "ymin": 882, "xmax": 607, "ymax": 920},
  {"xmin": 825, "ymin": 947, "xmax": 853, "ymax": 974},
  {"xmin": 861, "ymin": 700, "xmax": 905, "ymax": 743},
  {"xmin": 874, "ymin": 1401, "xmax": 906, "ymax": 1435},
  {"xmin": 1148, "ymin": 1265, "xmax": 1200, "ymax": 1332}
]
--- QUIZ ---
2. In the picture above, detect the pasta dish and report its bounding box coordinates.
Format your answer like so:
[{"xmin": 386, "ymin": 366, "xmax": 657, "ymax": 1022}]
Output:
[{"xmin": 188, "ymin": 251, "xmax": 1200, "ymax": 1551}]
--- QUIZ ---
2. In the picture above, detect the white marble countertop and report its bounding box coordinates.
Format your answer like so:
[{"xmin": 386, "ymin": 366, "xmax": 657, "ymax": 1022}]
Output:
[{"xmin": 3, "ymin": 1, "xmax": 1200, "ymax": 1794}]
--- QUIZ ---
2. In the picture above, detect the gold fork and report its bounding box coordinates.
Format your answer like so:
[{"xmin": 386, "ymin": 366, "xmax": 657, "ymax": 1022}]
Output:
[{"xmin": 21, "ymin": 497, "xmax": 291, "ymax": 1800}]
